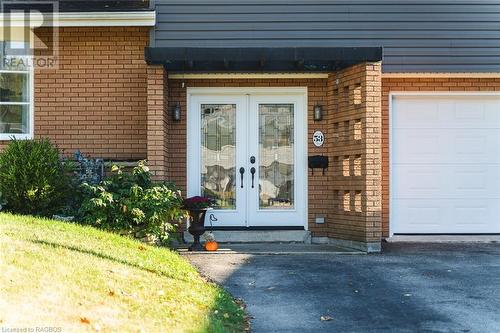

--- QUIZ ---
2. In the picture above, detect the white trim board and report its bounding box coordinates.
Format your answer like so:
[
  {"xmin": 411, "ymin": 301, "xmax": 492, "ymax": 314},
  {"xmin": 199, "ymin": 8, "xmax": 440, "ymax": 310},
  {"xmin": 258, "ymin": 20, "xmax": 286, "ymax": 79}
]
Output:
[{"xmin": 0, "ymin": 11, "xmax": 156, "ymax": 27}]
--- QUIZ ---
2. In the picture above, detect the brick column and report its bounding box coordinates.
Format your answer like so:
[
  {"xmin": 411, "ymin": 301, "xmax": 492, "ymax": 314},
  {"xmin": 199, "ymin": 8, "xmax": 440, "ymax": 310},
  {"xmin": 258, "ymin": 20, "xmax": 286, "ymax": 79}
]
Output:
[
  {"xmin": 326, "ymin": 62, "xmax": 382, "ymax": 252},
  {"xmin": 146, "ymin": 65, "xmax": 169, "ymax": 180}
]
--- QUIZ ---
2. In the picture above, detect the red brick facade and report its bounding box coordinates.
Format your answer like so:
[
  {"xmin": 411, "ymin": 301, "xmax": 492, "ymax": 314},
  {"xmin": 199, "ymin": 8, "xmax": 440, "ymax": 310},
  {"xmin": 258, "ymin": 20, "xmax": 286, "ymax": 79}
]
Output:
[
  {"xmin": 0, "ymin": 27, "xmax": 149, "ymax": 159},
  {"xmin": 2, "ymin": 26, "xmax": 498, "ymax": 247},
  {"xmin": 327, "ymin": 63, "xmax": 382, "ymax": 246}
]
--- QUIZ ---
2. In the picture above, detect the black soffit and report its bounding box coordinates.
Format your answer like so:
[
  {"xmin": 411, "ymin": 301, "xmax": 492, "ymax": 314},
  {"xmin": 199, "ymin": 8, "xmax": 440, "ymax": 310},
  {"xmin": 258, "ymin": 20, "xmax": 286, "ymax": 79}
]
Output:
[
  {"xmin": 3, "ymin": 0, "xmax": 150, "ymax": 12},
  {"xmin": 144, "ymin": 47, "xmax": 383, "ymax": 73}
]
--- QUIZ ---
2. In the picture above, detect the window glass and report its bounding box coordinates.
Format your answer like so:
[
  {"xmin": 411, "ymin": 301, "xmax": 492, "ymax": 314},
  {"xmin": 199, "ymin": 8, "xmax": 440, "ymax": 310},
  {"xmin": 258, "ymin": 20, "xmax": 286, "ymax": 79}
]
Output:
[
  {"xmin": 0, "ymin": 72, "xmax": 28, "ymax": 102},
  {"xmin": 0, "ymin": 41, "xmax": 31, "ymax": 137},
  {"xmin": 0, "ymin": 104, "xmax": 29, "ymax": 134}
]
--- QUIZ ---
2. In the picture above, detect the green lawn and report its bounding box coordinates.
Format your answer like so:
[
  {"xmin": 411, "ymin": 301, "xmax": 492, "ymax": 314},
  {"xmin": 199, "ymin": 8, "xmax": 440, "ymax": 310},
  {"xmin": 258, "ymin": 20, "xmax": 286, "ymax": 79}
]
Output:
[{"xmin": 0, "ymin": 213, "xmax": 246, "ymax": 332}]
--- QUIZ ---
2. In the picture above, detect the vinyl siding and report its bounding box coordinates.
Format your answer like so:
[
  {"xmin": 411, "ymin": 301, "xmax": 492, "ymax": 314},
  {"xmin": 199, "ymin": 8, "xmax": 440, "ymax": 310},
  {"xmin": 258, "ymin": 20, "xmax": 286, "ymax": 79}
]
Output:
[{"xmin": 152, "ymin": 0, "xmax": 500, "ymax": 72}]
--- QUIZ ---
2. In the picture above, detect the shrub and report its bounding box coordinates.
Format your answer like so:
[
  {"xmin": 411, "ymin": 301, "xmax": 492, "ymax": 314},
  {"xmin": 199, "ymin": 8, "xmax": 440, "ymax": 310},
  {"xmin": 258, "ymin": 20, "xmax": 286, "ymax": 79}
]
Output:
[
  {"xmin": 0, "ymin": 191, "xmax": 6, "ymax": 211},
  {"xmin": 78, "ymin": 161, "xmax": 184, "ymax": 243},
  {"xmin": 0, "ymin": 138, "xmax": 71, "ymax": 216}
]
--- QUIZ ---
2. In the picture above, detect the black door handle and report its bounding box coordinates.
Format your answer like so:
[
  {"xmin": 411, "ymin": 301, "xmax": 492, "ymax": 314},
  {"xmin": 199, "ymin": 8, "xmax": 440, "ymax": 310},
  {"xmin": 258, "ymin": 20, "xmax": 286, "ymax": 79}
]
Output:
[
  {"xmin": 250, "ymin": 167, "xmax": 256, "ymax": 188},
  {"xmin": 239, "ymin": 167, "xmax": 245, "ymax": 188}
]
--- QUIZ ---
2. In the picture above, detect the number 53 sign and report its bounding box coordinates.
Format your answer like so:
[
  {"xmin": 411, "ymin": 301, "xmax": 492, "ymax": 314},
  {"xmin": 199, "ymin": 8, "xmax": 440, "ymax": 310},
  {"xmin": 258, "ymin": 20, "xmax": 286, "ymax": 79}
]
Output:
[{"xmin": 313, "ymin": 131, "xmax": 325, "ymax": 147}]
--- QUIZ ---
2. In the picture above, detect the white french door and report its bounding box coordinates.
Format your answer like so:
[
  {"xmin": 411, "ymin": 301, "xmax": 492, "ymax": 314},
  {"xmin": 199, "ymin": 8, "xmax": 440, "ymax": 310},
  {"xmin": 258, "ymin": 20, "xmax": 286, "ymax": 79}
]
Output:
[{"xmin": 187, "ymin": 88, "xmax": 307, "ymax": 228}]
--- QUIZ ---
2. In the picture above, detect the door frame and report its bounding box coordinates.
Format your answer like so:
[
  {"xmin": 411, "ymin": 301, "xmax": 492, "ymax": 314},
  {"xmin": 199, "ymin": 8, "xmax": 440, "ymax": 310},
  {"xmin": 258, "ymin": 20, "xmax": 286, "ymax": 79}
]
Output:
[
  {"xmin": 186, "ymin": 87, "xmax": 308, "ymax": 229},
  {"xmin": 389, "ymin": 91, "xmax": 500, "ymax": 236}
]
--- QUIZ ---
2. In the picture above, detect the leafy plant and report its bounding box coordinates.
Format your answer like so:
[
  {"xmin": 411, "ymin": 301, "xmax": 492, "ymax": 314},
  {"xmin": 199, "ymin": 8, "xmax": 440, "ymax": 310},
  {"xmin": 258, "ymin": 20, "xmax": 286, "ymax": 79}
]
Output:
[
  {"xmin": 78, "ymin": 161, "xmax": 185, "ymax": 243},
  {"xmin": 0, "ymin": 138, "xmax": 71, "ymax": 216}
]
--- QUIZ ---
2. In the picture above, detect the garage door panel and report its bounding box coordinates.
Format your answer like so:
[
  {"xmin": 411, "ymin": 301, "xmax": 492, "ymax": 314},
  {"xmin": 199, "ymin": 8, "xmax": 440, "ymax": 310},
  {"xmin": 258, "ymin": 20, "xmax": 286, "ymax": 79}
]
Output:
[
  {"xmin": 391, "ymin": 94, "xmax": 500, "ymax": 234},
  {"xmin": 393, "ymin": 96, "xmax": 500, "ymax": 129},
  {"xmin": 392, "ymin": 198, "xmax": 500, "ymax": 234},
  {"xmin": 393, "ymin": 128, "xmax": 500, "ymax": 164},
  {"xmin": 394, "ymin": 165, "xmax": 500, "ymax": 199}
]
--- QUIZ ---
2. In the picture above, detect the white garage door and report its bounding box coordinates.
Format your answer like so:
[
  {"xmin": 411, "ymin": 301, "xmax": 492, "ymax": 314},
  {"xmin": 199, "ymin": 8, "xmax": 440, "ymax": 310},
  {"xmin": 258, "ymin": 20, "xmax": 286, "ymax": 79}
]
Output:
[{"xmin": 391, "ymin": 94, "xmax": 500, "ymax": 234}]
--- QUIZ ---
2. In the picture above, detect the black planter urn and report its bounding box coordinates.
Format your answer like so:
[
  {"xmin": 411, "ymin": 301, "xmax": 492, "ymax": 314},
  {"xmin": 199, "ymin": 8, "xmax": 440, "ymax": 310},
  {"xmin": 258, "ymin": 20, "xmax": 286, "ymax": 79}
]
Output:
[{"xmin": 186, "ymin": 208, "xmax": 210, "ymax": 251}]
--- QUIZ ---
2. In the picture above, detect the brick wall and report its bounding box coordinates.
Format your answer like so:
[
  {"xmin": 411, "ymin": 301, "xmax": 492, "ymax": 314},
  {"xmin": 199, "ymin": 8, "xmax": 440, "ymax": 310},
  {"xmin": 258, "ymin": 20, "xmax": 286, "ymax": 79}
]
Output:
[
  {"xmin": 0, "ymin": 27, "xmax": 149, "ymax": 159},
  {"xmin": 381, "ymin": 77, "xmax": 500, "ymax": 237},
  {"xmin": 146, "ymin": 66, "xmax": 170, "ymax": 179},
  {"xmin": 328, "ymin": 63, "xmax": 382, "ymax": 244}
]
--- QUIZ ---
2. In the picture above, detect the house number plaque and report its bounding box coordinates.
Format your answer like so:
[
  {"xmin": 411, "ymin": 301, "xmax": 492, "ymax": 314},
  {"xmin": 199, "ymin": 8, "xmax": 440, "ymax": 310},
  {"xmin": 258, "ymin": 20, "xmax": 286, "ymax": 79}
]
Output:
[{"xmin": 313, "ymin": 131, "xmax": 325, "ymax": 147}]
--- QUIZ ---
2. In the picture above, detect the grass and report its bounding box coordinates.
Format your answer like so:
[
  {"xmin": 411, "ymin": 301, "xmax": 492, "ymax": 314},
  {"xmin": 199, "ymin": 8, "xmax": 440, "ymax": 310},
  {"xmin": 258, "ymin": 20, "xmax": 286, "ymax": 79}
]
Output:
[{"xmin": 0, "ymin": 213, "xmax": 246, "ymax": 332}]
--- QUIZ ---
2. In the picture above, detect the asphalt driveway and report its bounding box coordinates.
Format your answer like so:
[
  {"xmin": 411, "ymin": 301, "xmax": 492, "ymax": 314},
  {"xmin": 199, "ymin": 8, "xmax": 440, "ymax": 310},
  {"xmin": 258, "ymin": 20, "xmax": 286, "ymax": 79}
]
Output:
[{"xmin": 184, "ymin": 243, "xmax": 500, "ymax": 333}]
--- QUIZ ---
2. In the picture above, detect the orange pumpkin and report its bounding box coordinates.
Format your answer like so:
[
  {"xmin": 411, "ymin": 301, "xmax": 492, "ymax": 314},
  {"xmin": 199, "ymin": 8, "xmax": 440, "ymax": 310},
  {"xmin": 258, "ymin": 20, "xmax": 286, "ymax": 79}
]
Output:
[{"xmin": 205, "ymin": 241, "xmax": 218, "ymax": 252}]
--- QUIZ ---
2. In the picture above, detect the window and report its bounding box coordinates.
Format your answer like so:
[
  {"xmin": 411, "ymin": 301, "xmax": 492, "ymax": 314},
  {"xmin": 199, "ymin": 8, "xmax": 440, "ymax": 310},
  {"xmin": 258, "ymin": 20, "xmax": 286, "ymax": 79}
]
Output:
[{"xmin": 0, "ymin": 43, "xmax": 33, "ymax": 140}]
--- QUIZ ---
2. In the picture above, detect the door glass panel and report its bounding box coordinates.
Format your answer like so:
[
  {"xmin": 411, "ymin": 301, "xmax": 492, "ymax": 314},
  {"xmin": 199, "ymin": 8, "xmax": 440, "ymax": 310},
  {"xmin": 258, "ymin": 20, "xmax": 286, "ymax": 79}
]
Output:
[
  {"xmin": 201, "ymin": 104, "xmax": 236, "ymax": 209},
  {"xmin": 258, "ymin": 104, "xmax": 294, "ymax": 209}
]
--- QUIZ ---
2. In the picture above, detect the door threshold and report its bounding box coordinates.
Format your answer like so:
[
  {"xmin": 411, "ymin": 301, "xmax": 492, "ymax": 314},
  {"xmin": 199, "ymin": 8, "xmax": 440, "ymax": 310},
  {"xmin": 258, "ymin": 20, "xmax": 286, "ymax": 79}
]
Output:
[{"xmin": 184, "ymin": 229, "xmax": 311, "ymax": 243}]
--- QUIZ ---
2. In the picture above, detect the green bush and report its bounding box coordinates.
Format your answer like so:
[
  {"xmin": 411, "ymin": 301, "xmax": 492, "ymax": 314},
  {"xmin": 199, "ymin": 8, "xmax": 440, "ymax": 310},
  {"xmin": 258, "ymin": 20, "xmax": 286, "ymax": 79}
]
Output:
[
  {"xmin": 0, "ymin": 138, "xmax": 71, "ymax": 216},
  {"xmin": 78, "ymin": 161, "xmax": 184, "ymax": 243}
]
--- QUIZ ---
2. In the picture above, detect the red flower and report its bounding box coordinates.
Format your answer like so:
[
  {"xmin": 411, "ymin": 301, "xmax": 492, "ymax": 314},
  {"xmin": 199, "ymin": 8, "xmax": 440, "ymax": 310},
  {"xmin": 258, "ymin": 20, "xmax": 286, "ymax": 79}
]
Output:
[{"xmin": 182, "ymin": 196, "xmax": 214, "ymax": 209}]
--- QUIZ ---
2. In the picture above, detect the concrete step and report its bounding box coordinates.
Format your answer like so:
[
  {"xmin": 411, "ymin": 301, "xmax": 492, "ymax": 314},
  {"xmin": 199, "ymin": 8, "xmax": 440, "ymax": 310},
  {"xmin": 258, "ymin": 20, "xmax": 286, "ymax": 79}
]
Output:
[
  {"xmin": 178, "ymin": 242, "xmax": 363, "ymax": 255},
  {"xmin": 183, "ymin": 230, "xmax": 311, "ymax": 243}
]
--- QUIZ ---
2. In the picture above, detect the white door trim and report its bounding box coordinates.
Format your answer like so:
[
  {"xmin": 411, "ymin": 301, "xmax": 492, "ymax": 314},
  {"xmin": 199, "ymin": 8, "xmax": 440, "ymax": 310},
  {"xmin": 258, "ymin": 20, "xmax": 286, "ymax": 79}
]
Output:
[
  {"xmin": 389, "ymin": 91, "xmax": 500, "ymax": 236},
  {"xmin": 187, "ymin": 87, "xmax": 308, "ymax": 229}
]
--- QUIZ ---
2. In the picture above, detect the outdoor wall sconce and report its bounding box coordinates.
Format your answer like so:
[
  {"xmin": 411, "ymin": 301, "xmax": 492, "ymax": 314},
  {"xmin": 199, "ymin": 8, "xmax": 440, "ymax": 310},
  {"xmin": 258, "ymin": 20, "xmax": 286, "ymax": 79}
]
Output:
[
  {"xmin": 172, "ymin": 103, "xmax": 181, "ymax": 121},
  {"xmin": 314, "ymin": 104, "xmax": 323, "ymax": 121}
]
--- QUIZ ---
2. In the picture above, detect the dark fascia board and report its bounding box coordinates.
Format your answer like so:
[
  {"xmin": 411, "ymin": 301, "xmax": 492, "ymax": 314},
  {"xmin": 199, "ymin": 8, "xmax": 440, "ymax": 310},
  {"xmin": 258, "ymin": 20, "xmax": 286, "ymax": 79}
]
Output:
[
  {"xmin": 144, "ymin": 47, "xmax": 383, "ymax": 72},
  {"xmin": 1, "ymin": 0, "xmax": 150, "ymax": 12}
]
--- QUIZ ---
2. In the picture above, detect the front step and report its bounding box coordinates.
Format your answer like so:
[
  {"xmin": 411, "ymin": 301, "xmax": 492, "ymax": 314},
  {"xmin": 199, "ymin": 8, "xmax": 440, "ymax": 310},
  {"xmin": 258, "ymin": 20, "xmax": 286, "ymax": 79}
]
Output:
[{"xmin": 184, "ymin": 230, "xmax": 311, "ymax": 243}]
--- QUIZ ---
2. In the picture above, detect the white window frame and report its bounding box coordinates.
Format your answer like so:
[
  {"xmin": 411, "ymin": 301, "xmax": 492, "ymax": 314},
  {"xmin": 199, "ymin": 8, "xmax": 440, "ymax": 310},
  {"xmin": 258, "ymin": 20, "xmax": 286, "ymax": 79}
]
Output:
[{"xmin": 0, "ymin": 64, "xmax": 34, "ymax": 140}]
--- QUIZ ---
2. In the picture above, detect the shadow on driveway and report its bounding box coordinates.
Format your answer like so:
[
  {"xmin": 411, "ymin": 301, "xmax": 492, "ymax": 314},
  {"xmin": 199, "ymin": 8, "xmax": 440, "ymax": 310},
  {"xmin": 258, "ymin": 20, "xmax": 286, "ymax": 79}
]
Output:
[{"xmin": 184, "ymin": 243, "xmax": 500, "ymax": 333}]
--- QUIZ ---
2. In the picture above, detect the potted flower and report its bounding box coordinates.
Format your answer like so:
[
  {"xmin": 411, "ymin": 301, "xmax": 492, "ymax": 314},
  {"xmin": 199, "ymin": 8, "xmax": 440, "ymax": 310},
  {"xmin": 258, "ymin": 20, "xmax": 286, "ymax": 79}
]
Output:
[{"xmin": 182, "ymin": 196, "xmax": 213, "ymax": 251}]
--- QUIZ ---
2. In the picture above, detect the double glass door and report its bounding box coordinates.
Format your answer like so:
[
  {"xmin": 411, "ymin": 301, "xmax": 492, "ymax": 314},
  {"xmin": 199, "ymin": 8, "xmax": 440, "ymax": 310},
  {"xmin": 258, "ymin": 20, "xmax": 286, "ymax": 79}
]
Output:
[{"xmin": 187, "ymin": 89, "xmax": 306, "ymax": 227}]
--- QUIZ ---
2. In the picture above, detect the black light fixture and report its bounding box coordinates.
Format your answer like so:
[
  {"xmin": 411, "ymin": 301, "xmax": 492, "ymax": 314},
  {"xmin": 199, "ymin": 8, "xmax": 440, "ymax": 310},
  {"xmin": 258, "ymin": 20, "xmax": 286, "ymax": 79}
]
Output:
[
  {"xmin": 314, "ymin": 103, "xmax": 323, "ymax": 121},
  {"xmin": 172, "ymin": 103, "xmax": 181, "ymax": 121}
]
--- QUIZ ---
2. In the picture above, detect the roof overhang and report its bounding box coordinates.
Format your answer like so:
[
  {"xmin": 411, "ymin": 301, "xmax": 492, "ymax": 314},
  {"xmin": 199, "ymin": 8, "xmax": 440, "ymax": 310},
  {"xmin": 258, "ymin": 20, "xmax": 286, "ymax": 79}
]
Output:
[
  {"xmin": 0, "ymin": 11, "xmax": 156, "ymax": 27},
  {"xmin": 145, "ymin": 47, "xmax": 383, "ymax": 72}
]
